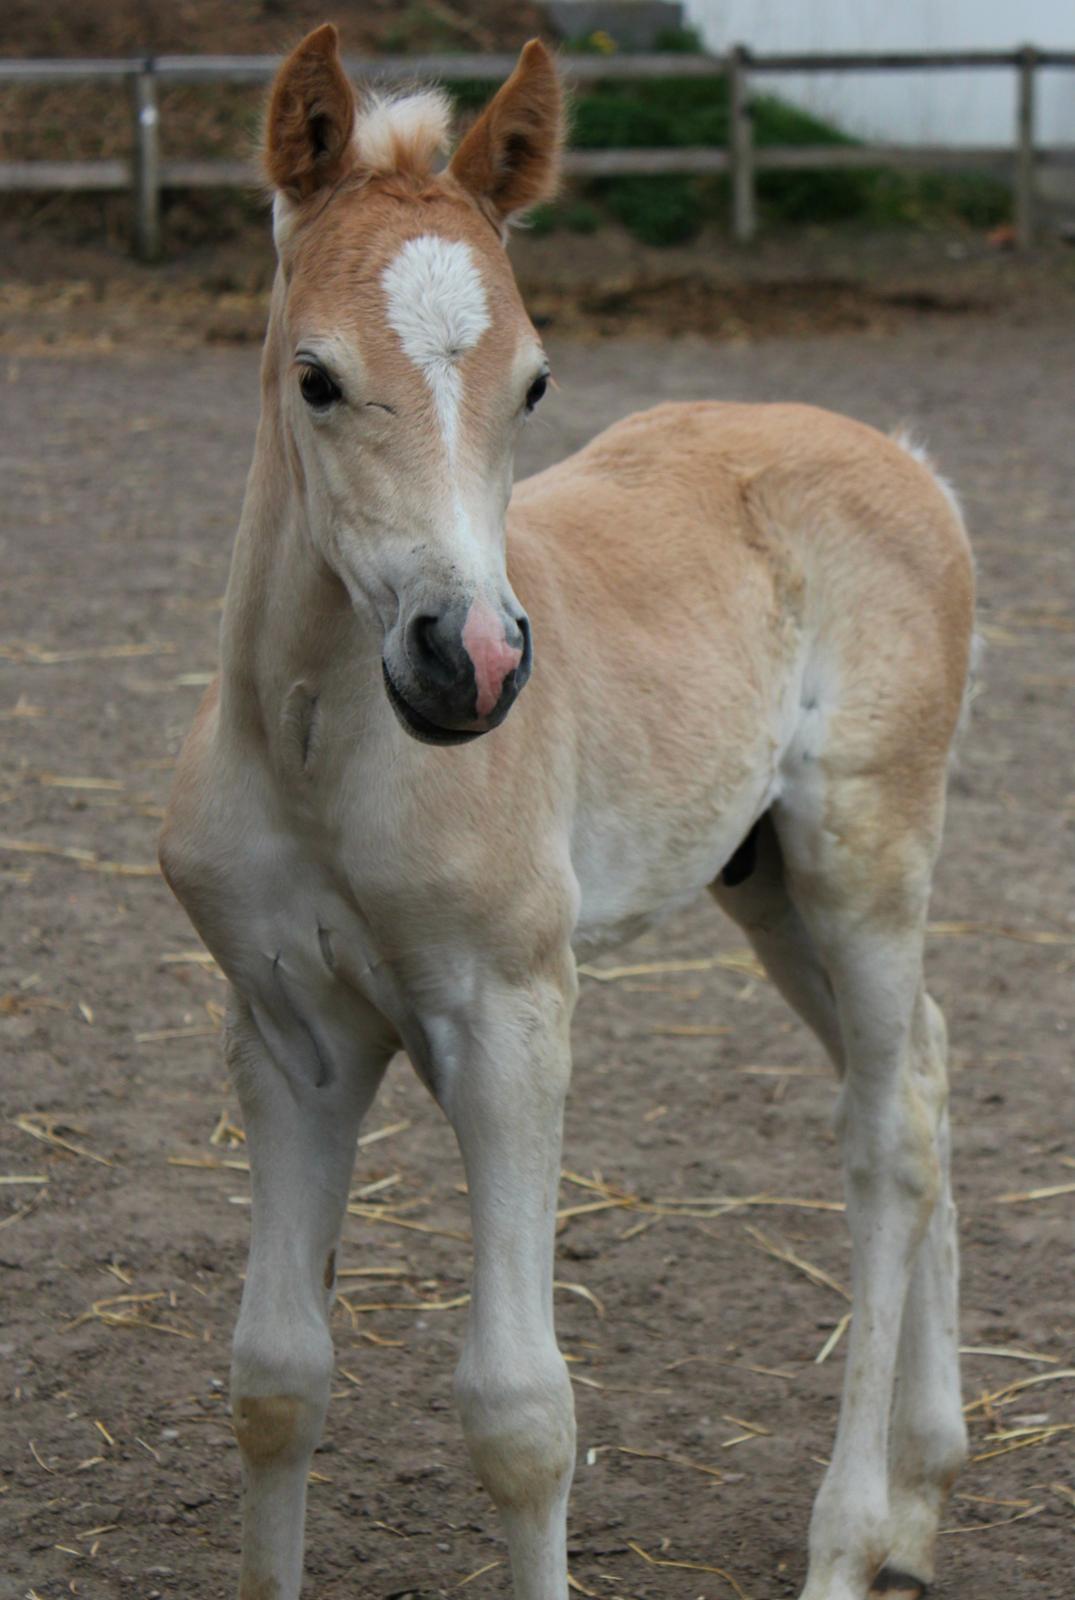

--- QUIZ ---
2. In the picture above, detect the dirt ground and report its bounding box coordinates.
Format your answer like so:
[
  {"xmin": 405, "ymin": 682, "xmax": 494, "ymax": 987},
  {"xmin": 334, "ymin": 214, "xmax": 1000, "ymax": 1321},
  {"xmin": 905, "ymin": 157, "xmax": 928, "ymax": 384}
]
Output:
[{"xmin": 1, "ymin": 274, "xmax": 1073, "ymax": 1600}]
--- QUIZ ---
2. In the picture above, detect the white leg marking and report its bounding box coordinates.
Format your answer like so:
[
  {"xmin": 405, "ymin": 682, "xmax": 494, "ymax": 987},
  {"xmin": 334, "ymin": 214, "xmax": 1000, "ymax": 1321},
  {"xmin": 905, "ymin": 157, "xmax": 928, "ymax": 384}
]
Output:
[
  {"xmin": 382, "ymin": 235, "xmax": 490, "ymax": 459},
  {"xmin": 434, "ymin": 975, "xmax": 577, "ymax": 1600},
  {"xmin": 798, "ymin": 926, "xmax": 942, "ymax": 1600},
  {"xmin": 227, "ymin": 997, "xmax": 390, "ymax": 1600},
  {"xmin": 886, "ymin": 999, "xmax": 967, "ymax": 1586}
]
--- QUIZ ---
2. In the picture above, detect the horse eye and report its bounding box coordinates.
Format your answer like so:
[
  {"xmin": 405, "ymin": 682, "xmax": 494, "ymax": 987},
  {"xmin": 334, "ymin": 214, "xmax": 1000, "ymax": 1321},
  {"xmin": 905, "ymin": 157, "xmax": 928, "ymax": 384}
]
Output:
[
  {"xmin": 299, "ymin": 365, "xmax": 342, "ymax": 409},
  {"xmin": 525, "ymin": 373, "xmax": 549, "ymax": 413}
]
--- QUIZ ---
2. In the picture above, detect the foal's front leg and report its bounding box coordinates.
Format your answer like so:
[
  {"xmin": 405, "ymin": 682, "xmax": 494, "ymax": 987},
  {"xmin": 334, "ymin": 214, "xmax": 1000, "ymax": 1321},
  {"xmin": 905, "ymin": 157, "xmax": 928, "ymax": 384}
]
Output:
[
  {"xmin": 433, "ymin": 965, "xmax": 577, "ymax": 1600},
  {"xmin": 226, "ymin": 995, "xmax": 391, "ymax": 1600}
]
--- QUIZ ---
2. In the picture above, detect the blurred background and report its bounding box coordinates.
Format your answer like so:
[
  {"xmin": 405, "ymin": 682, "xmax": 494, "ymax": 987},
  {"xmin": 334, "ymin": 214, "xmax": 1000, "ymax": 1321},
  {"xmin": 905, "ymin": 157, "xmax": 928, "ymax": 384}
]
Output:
[{"xmin": 1, "ymin": 0, "xmax": 1074, "ymax": 341}]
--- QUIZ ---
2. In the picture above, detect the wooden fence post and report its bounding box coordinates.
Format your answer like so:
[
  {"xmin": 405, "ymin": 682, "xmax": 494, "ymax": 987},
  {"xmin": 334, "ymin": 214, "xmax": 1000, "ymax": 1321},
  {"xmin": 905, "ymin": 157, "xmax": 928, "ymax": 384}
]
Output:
[
  {"xmin": 133, "ymin": 60, "xmax": 161, "ymax": 260},
  {"xmin": 1015, "ymin": 45, "xmax": 1037, "ymax": 249},
  {"xmin": 728, "ymin": 44, "xmax": 756, "ymax": 243}
]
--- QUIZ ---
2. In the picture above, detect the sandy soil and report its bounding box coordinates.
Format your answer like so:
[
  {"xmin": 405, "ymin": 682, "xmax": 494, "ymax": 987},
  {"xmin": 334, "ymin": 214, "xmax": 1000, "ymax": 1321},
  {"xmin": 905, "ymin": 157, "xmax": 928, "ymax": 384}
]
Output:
[{"xmin": 1, "ymin": 307, "xmax": 1073, "ymax": 1600}]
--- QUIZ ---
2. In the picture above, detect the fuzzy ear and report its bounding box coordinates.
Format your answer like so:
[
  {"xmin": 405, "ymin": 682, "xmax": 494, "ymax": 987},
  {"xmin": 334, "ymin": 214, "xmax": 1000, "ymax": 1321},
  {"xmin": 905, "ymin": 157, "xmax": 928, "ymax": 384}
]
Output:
[
  {"xmin": 265, "ymin": 24, "xmax": 356, "ymax": 202},
  {"xmin": 449, "ymin": 39, "xmax": 564, "ymax": 226}
]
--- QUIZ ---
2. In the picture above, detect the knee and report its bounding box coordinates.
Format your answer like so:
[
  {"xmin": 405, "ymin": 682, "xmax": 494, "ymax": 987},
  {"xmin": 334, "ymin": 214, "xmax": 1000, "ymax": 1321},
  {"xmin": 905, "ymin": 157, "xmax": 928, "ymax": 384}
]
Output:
[
  {"xmin": 455, "ymin": 1348, "xmax": 576, "ymax": 1513},
  {"xmin": 231, "ymin": 1315, "xmax": 333, "ymax": 1468},
  {"xmin": 232, "ymin": 1391, "xmax": 325, "ymax": 1471}
]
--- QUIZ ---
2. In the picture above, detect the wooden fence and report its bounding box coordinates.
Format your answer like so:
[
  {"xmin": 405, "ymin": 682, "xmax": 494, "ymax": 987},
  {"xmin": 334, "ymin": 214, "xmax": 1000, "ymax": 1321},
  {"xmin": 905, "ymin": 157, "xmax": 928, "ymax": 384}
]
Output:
[{"xmin": 1, "ymin": 45, "xmax": 1073, "ymax": 258}]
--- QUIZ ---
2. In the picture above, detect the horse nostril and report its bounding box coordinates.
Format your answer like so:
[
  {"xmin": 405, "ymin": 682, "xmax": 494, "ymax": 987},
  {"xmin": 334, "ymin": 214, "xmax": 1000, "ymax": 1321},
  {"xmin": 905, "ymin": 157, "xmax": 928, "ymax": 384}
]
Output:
[{"xmin": 408, "ymin": 613, "xmax": 458, "ymax": 686}]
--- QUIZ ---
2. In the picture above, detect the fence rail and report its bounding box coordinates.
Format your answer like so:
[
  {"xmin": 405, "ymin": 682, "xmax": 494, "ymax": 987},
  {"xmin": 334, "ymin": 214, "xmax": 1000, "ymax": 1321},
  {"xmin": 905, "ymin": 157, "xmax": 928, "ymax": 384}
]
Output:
[{"xmin": 1, "ymin": 45, "xmax": 1072, "ymax": 257}]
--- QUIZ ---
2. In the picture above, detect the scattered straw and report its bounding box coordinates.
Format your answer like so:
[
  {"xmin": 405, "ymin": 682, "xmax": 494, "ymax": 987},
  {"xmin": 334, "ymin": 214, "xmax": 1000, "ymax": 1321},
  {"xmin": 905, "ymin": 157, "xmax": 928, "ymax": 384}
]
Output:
[
  {"xmin": 0, "ymin": 640, "xmax": 176, "ymax": 665},
  {"xmin": 618, "ymin": 1445, "xmax": 723, "ymax": 1481},
  {"xmin": 346, "ymin": 1205, "xmax": 468, "ymax": 1242},
  {"xmin": 742, "ymin": 1225, "xmax": 850, "ymax": 1301},
  {"xmin": 620, "ymin": 1216, "xmax": 659, "ymax": 1241},
  {"xmin": 14, "ymin": 1113, "xmax": 113, "ymax": 1167},
  {"xmin": 209, "ymin": 1111, "xmax": 244, "ymax": 1146},
  {"xmin": 168, "ymin": 1156, "xmax": 249, "ymax": 1172},
  {"xmin": 994, "ymin": 1181, "xmax": 1075, "ymax": 1204},
  {"xmin": 66, "ymin": 1291, "xmax": 196, "ymax": 1340},
  {"xmin": 0, "ymin": 837, "xmax": 157, "ymax": 876},
  {"xmin": 554, "ymin": 1280, "xmax": 605, "ymax": 1319},
  {"xmin": 628, "ymin": 1540, "xmax": 750, "ymax": 1600},
  {"xmin": 0, "ymin": 696, "xmax": 46, "ymax": 719},
  {"xmin": 454, "ymin": 1561, "xmax": 503, "ymax": 1588},
  {"xmin": 940, "ymin": 1503, "xmax": 1045, "ymax": 1534},
  {"xmin": 578, "ymin": 949, "xmax": 767, "ymax": 983},
  {"xmin": 737, "ymin": 1064, "xmax": 827, "ymax": 1079},
  {"xmin": 971, "ymin": 1423, "xmax": 1074, "ymax": 1462},
  {"xmin": 960, "ymin": 1345, "xmax": 1060, "ymax": 1365},
  {"xmin": 928, "ymin": 920, "xmax": 1074, "ymax": 947},
  {"xmin": 0, "ymin": 1174, "xmax": 48, "ymax": 1185},
  {"xmin": 724, "ymin": 1414, "xmax": 771, "ymax": 1437},
  {"xmin": 579, "ymin": 958, "xmax": 717, "ymax": 982},
  {"xmin": 0, "ymin": 836, "xmax": 94, "ymax": 863},
  {"xmin": 337, "ymin": 1265, "xmax": 412, "ymax": 1280},
  {"xmin": 963, "ymin": 1367, "xmax": 1075, "ymax": 1418},
  {"xmin": 815, "ymin": 1313, "xmax": 852, "ymax": 1364},
  {"xmin": 650, "ymin": 1024, "xmax": 732, "ymax": 1037},
  {"xmin": 136, "ymin": 1026, "xmax": 218, "ymax": 1044},
  {"xmin": 28, "ymin": 1440, "xmax": 55, "ymax": 1474},
  {"xmin": 567, "ymin": 1574, "xmax": 601, "ymax": 1598},
  {"xmin": 357, "ymin": 1119, "xmax": 411, "ymax": 1148},
  {"xmin": 559, "ymin": 1167, "xmax": 842, "ymax": 1227},
  {"xmin": 351, "ymin": 1175, "xmax": 401, "ymax": 1200},
  {"xmin": 0, "ymin": 1187, "xmax": 48, "ymax": 1229},
  {"xmin": 351, "ymin": 1294, "xmax": 468, "ymax": 1313},
  {"xmin": 37, "ymin": 774, "xmax": 124, "ymax": 791}
]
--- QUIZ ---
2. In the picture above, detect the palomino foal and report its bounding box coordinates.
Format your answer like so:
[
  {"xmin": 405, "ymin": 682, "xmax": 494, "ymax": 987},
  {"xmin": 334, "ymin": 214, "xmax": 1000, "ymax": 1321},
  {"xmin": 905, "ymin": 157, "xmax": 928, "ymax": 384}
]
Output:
[{"xmin": 160, "ymin": 26, "xmax": 975, "ymax": 1600}]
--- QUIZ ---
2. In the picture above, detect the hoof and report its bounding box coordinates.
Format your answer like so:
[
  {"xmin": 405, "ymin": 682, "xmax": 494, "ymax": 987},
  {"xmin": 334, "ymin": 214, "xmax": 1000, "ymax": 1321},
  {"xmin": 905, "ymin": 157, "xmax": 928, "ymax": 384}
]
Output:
[{"xmin": 869, "ymin": 1568, "xmax": 929, "ymax": 1600}]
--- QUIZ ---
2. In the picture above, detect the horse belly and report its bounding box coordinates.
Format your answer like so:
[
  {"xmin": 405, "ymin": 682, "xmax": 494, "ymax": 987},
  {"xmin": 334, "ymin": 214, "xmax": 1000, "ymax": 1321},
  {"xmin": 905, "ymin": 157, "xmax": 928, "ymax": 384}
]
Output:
[{"xmin": 569, "ymin": 781, "xmax": 769, "ymax": 960}]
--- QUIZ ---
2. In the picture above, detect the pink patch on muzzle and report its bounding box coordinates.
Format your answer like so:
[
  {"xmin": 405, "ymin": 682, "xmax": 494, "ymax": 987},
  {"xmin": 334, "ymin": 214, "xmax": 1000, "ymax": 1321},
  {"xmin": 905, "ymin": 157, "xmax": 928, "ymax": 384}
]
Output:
[{"xmin": 461, "ymin": 598, "xmax": 523, "ymax": 718}]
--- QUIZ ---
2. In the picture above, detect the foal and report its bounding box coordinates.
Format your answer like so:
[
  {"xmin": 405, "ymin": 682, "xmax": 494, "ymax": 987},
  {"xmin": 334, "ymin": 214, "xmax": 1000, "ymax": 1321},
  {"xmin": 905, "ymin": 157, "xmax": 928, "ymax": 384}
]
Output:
[{"xmin": 160, "ymin": 26, "xmax": 974, "ymax": 1600}]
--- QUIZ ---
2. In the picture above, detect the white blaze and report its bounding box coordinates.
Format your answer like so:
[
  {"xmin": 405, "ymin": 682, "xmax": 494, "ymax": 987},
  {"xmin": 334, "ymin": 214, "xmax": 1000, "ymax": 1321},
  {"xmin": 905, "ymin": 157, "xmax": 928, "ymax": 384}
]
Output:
[{"xmin": 382, "ymin": 236, "xmax": 490, "ymax": 458}]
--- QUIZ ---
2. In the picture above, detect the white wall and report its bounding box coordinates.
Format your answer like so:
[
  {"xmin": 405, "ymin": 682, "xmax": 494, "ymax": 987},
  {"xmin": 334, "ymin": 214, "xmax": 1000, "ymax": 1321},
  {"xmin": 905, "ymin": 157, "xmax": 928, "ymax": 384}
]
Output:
[{"xmin": 685, "ymin": 0, "xmax": 1075, "ymax": 146}]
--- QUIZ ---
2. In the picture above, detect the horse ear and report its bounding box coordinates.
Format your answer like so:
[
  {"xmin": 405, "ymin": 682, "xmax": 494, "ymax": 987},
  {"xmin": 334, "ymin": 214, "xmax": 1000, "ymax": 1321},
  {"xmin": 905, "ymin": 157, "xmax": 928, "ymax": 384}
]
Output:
[
  {"xmin": 265, "ymin": 24, "xmax": 356, "ymax": 201},
  {"xmin": 449, "ymin": 39, "xmax": 564, "ymax": 227}
]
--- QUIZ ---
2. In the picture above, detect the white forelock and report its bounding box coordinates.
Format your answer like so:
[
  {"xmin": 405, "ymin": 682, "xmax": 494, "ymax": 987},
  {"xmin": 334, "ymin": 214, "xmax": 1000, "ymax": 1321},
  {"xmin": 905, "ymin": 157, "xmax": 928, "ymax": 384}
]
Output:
[{"xmin": 354, "ymin": 88, "xmax": 453, "ymax": 177}]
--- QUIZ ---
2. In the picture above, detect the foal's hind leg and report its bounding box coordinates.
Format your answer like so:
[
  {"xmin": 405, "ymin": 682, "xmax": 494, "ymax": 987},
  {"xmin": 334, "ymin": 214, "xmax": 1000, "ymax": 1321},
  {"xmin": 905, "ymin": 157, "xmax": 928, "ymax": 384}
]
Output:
[
  {"xmin": 716, "ymin": 791, "xmax": 964, "ymax": 1599},
  {"xmin": 882, "ymin": 994, "xmax": 966, "ymax": 1597},
  {"xmin": 777, "ymin": 784, "xmax": 960, "ymax": 1600}
]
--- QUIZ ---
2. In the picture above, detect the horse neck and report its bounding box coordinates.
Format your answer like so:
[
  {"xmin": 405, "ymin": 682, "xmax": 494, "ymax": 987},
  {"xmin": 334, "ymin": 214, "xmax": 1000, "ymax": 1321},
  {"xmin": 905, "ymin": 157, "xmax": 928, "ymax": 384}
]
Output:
[{"xmin": 217, "ymin": 279, "xmax": 373, "ymax": 745}]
